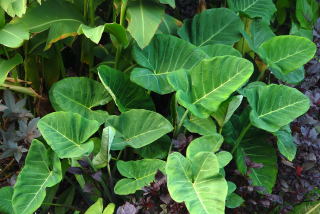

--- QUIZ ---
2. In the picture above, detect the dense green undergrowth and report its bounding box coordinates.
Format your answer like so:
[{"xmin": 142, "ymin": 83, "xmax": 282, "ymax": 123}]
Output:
[{"xmin": 0, "ymin": 0, "xmax": 319, "ymax": 213}]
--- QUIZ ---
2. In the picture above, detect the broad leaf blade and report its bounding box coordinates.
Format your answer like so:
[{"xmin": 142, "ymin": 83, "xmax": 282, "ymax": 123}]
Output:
[
  {"xmin": 178, "ymin": 8, "xmax": 243, "ymax": 46},
  {"xmin": 0, "ymin": 54, "xmax": 23, "ymax": 84},
  {"xmin": 186, "ymin": 134, "xmax": 224, "ymax": 158},
  {"xmin": 98, "ymin": 65, "xmax": 155, "ymax": 112},
  {"xmin": 0, "ymin": 186, "xmax": 13, "ymax": 214},
  {"xmin": 38, "ymin": 112, "xmax": 100, "ymax": 158},
  {"xmin": 274, "ymin": 125, "xmax": 297, "ymax": 161},
  {"xmin": 49, "ymin": 77, "xmax": 111, "ymax": 124},
  {"xmin": 258, "ymin": 35, "xmax": 316, "ymax": 74},
  {"xmin": 198, "ymin": 44, "xmax": 242, "ymax": 58},
  {"xmin": 127, "ymin": 0, "xmax": 164, "ymax": 48},
  {"xmin": 131, "ymin": 34, "xmax": 205, "ymax": 94},
  {"xmin": 114, "ymin": 159, "xmax": 166, "ymax": 195},
  {"xmin": 85, "ymin": 198, "xmax": 103, "ymax": 214},
  {"xmin": 0, "ymin": 23, "xmax": 29, "ymax": 48},
  {"xmin": 12, "ymin": 140, "xmax": 62, "ymax": 214},
  {"xmin": 107, "ymin": 109, "xmax": 173, "ymax": 149}
]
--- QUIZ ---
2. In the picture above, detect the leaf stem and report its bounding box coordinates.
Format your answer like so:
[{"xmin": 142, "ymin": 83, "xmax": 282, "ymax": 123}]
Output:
[
  {"xmin": 231, "ymin": 122, "xmax": 251, "ymax": 154},
  {"xmin": 115, "ymin": 1, "xmax": 127, "ymax": 69},
  {"xmin": 173, "ymin": 109, "xmax": 189, "ymax": 138}
]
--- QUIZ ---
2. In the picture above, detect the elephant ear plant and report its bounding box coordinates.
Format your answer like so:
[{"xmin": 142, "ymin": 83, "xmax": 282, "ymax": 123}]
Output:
[{"xmin": 0, "ymin": 0, "xmax": 319, "ymax": 213}]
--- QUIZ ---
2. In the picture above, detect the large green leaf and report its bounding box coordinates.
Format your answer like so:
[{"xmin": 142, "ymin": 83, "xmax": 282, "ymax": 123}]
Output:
[
  {"xmin": 127, "ymin": 0, "xmax": 164, "ymax": 48},
  {"xmin": 183, "ymin": 114, "xmax": 217, "ymax": 136},
  {"xmin": 114, "ymin": 159, "xmax": 166, "ymax": 195},
  {"xmin": 98, "ymin": 65, "xmax": 155, "ymax": 112},
  {"xmin": 106, "ymin": 109, "xmax": 173, "ymax": 150},
  {"xmin": 0, "ymin": 54, "xmax": 23, "ymax": 84},
  {"xmin": 186, "ymin": 134, "xmax": 224, "ymax": 158},
  {"xmin": 135, "ymin": 135, "xmax": 171, "ymax": 159},
  {"xmin": 168, "ymin": 56, "xmax": 253, "ymax": 118},
  {"xmin": 296, "ymin": 0, "xmax": 319, "ymax": 29},
  {"xmin": 227, "ymin": 0, "xmax": 276, "ymax": 22},
  {"xmin": 178, "ymin": 8, "xmax": 243, "ymax": 46},
  {"xmin": 49, "ymin": 77, "xmax": 111, "ymax": 124},
  {"xmin": 271, "ymin": 67, "xmax": 305, "ymax": 85},
  {"xmin": 0, "ymin": 23, "xmax": 29, "ymax": 48},
  {"xmin": 290, "ymin": 200, "xmax": 320, "ymax": 214},
  {"xmin": 12, "ymin": 140, "xmax": 62, "ymax": 214},
  {"xmin": 0, "ymin": 186, "xmax": 13, "ymax": 214},
  {"xmin": 258, "ymin": 35, "xmax": 316, "ymax": 74},
  {"xmin": 243, "ymin": 83, "xmax": 310, "ymax": 132},
  {"xmin": 85, "ymin": 198, "xmax": 103, "ymax": 214},
  {"xmin": 236, "ymin": 135, "xmax": 277, "ymax": 193},
  {"xmin": 92, "ymin": 127, "xmax": 116, "ymax": 169},
  {"xmin": 274, "ymin": 125, "xmax": 297, "ymax": 161},
  {"xmin": 38, "ymin": 112, "xmax": 100, "ymax": 158},
  {"xmin": 16, "ymin": 0, "xmax": 84, "ymax": 49},
  {"xmin": 166, "ymin": 152, "xmax": 228, "ymax": 214},
  {"xmin": 0, "ymin": 0, "xmax": 26, "ymax": 17},
  {"xmin": 157, "ymin": 14, "xmax": 180, "ymax": 35},
  {"xmin": 131, "ymin": 34, "xmax": 206, "ymax": 94}
]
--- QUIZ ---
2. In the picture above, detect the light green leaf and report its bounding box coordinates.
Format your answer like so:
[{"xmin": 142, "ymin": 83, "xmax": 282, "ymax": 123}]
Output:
[
  {"xmin": 103, "ymin": 203, "xmax": 115, "ymax": 214},
  {"xmin": 290, "ymin": 22, "xmax": 313, "ymax": 40},
  {"xmin": 258, "ymin": 35, "xmax": 316, "ymax": 74},
  {"xmin": 227, "ymin": 181, "xmax": 237, "ymax": 195},
  {"xmin": 114, "ymin": 159, "xmax": 166, "ymax": 195},
  {"xmin": 106, "ymin": 109, "xmax": 173, "ymax": 150},
  {"xmin": 127, "ymin": 0, "xmax": 164, "ymax": 48},
  {"xmin": 131, "ymin": 34, "xmax": 205, "ymax": 94},
  {"xmin": 85, "ymin": 198, "xmax": 103, "ymax": 214},
  {"xmin": 98, "ymin": 65, "xmax": 155, "ymax": 112},
  {"xmin": 184, "ymin": 114, "xmax": 217, "ymax": 136},
  {"xmin": 159, "ymin": 0, "xmax": 175, "ymax": 7},
  {"xmin": 198, "ymin": 44, "xmax": 242, "ymax": 58},
  {"xmin": 178, "ymin": 8, "xmax": 243, "ymax": 46},
  {"xmin": 244, "ymin": 84, "xmax": 310, "ymax": 132},
  {"xmin": 212, "ymin": 95, "xmax": 243, "ymax": 128},
  {"xmin": 92, "ymin": 127, "xmax": 116, "ymax": 169},
  {"xmin": 236, "ymin": 136, "xmax": 277, "ymax": 193},
  {"xmin": 290, "ymin": 200, "xmax": 320, "ymax": 214},
  {"xmin": 0, "ymin": 54, "xmax": 23, "ymax": 85},
  {"xmin": 168, "ymin": 56, "xmax": 253, "ymax": 118},
  {"xmin": 226, "ymin": 193, "xmax": 244, "ymax": 209},
  {"xmin": 0, "ymin": 186, "xmax": 13, "ymax": 214},
  {"xmin": 271, "ymin": 67, "xmax": 305, "ymax": 85},
  {"xmin": 216, "ymin": 151, "xmax": 233, "ymax": 168},
  {"xmin": 38, "ymin": 112, "xmax": 100, "ymax": 158},
  {"xmin": 166, "ymin": 152, "xmax": 228, "ymax": 214},
  {"xmin": 77, "ymin": 23, "xmax": 128, "ymax": 46},
  {"xmin": 0, "ymin": 0, "xmax": 27, "ymax": 17},
  {"xmin": 296, "ymin": 0, "xmax": 319, "ymax": 29},
  {"xmin": 13, "ymin": 140, "xmax": 62, "ymax": 214},
  {"xmin": 16, "ymin": 0, "xmax": 84, "ymax": 50},
  {"xmin": 227, "ymin": 0, "xmax": 276, "ymax": 22},
  {"xmin": 49, "ymin": 77, "xmax": 111, "ymax": 124},
  {"xmin": 135, "ymin": 135, "xmax": 171, "ymax": 159},
  {"xmin": 274, "ymin": 125, "xmax": 297, "ymax": 161},
  {"xmin": 0, "ymin": 23, "xmax": 29, "ymax": 48},
  {"xmin": 186, "ymin": 134, "xmax": 224, "ymax": 160}
]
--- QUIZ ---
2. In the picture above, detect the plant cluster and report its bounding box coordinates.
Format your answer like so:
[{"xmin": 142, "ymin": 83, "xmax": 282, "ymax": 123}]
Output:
[{"xmin": 0, "ymin": 0, "xmax": 319, "ymax": 214}]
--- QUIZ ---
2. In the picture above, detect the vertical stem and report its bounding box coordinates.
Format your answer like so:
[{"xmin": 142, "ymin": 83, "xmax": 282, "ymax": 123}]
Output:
[
  {"xmin": 173, "ymin": 109, "xmax": 189, "ymax": 138},
  {"xmin": 115, "ymin": 1, "xmax": 127, "ymax": 69},
  {"xmin": 89, "ymin": 0, "xmax": 95, "ymax": 26},
  {"xmin": 231, "ymin": 122, "xmax": 251, "ymax": 154}
]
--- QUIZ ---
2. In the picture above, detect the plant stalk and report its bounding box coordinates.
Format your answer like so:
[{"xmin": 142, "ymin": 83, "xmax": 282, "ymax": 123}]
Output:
[
  {"xmin": 231, "ymin": 122, "xmax": 251, "ymax": 154},
  {"xmin": 173, "ymin": 109, "xmax": 189, "ymax": 138},
  {"xmin": 115, "ymin": 1, "xmax": 127, "ymax": 69}
]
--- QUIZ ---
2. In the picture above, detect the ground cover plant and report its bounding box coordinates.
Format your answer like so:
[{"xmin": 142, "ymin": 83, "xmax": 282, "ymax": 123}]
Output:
[{"xmin": 0, "ymin": 0, "xmax": 319, "ymax": 213}]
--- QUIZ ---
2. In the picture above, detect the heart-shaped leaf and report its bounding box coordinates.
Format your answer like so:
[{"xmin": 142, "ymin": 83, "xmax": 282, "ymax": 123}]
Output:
[
  {"xmin": 178, "ymin": 8, "xmax": 243, "ymax": 46},
  {"xmin": 274, "ymin": 125, "xmax": 297, "ymax": 161},
  {"xmin": 258, "ymin": 35, "xmax": 316, "ymax": 74},
  {"xmin": 166, "ymin": 152, "xmax": 228, "ymax": 214},
  {"xmin": 131, "ymin": 34, "xmax": 205, "ymax": 94},
  {"xmin": 183, "ymin": 114, "xmax": 217, "ymax": 136},
  {"xmin": 12, "ymin": 140, "xmax": 62, "ymax": 214},
  {"xmin": 227, "ymin": 0, "xmax": 276, "ymax": 22},
  {"xmin": 106, "ymin": 109, "xmax": 173, "ymax": 150},
  {"xmin": 98, "ymin": 65, "xmax": 155, "ymax": 112},
  {"xmin": 114, "ymin": 159, "xmax": 166, "ymax": 195},
  {"xmin": 49, "ymin": 77, "xmax": 111, "ymax": 124},
  {"xmin": 243, "ymin": 83, "xmax": 310, "ymax": 132},
  {"xmin": 127, "ymin": 0, "xmax": 164, "ymax": 48},
  {"xmin": 38, "ymin": 112, "xmax": 100, "ymax": 158},
  {"xmin": 168, "ymin": 56, "xmax": 253, "ymax": 118},
  {"xmin": 198, "ymin": 44, "xmax": 242, "ymax": 58}
]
